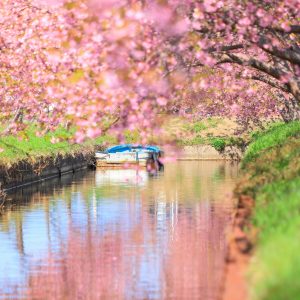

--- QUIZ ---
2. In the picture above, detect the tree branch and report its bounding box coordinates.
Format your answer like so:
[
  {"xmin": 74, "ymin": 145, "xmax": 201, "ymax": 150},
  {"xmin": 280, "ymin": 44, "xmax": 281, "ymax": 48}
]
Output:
[
  {"xmin": 272, "ymin": 25, "xmax": 300, "ymax": 34},
  {"xmin": 219, "ymin": 53, "xmax": 284, "ymax": 79},
  {"xmin": 207, "ymin": 44, "xmax": 245, "ymax": 53},
  {"xmin": 243, "ymin": 75, "xmax": 289, "ymax": 93},
  {"xmin": 218, "ymin": 53, "xmax": 300, "ymax": 101},
  {"xmin": 257, "ymin": 38, "xmax": 300, "ymax": 66}
]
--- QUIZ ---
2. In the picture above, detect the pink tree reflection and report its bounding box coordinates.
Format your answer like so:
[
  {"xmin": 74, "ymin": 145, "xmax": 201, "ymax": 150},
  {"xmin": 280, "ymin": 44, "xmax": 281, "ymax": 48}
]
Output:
[{"xmin": 26, "ymin": 231, "xmax": 126, "ymax": 299}]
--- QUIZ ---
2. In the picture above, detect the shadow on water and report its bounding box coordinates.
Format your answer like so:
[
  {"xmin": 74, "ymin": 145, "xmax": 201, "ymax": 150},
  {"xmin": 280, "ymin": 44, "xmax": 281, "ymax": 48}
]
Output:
[
  {"xmin": 5, "ymin": 169, "xmax": 89, "ymax": 204},
  {"xmin": 0, "ymin": 161, "xmax": 239, "ymax": 300}
]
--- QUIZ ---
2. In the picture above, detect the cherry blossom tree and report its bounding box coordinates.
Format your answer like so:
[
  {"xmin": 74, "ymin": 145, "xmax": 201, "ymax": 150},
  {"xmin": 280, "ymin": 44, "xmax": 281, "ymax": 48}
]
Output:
[
  {"xmin": 141, "ymin": 0, "xmax": 300, "ymax": 123},
  {"xmin": 0, "ymin": 0, "xmax": 299, "ymax": 142}
]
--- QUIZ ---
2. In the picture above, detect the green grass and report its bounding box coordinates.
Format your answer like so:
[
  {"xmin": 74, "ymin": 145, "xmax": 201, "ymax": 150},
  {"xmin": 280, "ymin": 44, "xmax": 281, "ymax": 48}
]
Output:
[
  {"xmin": 239, "ymin": 121, "xmax": 300, "ymax": 300},
  {"xmin": 183, "ymin": 117, "xmax": 221, "ymax": 133},
  {"xmin": 177, "ymin": 136, "xmax": 224, "ymax": 149},
  {"xmin": 0, "ymin": 125, "xmax": 148, "ymax": 166},
  {"xmin": 0, "ymin": 127, "xmax": 116, "ymax": 165},
  {"xmin": 243, "ymin": 121, "xmax": 300, "ymax": 165},
  {"xmin": 178, "ymin": 136, "xmax": 206, "ymax": 146},
  {"xmin": 249, "ymin": 178, "xmax": 300, "ymax": 300},
  {"xmin": 192, "ymin": 122, "xmax": 208, "ymax": 133}
]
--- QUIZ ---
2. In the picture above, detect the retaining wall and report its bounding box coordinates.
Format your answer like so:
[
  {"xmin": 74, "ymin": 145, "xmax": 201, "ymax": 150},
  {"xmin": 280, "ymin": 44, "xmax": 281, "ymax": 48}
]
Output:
[
  {"xmin": 0, "ymin": 153, "xmax": 94, "ymax": 191},
  {"xmin": 178, "ymin": 145, "xmax": 243, "ymax": 161}
]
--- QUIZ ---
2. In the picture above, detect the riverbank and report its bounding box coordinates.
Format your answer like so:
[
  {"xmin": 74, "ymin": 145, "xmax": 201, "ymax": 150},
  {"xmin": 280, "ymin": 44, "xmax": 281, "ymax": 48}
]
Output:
[
  {"xmin": 163, "ymin": 116, "xmax": 247, "ymax": 150},
  {"xmin": 0, "ymin": 127, "xmax": 109, "ymax": 195},
  {"xmin": 162, "ymin": 116, "xmax": 246, "ymax": 161},
  {"xmin": 178, "ymin": 145, "xmax": 243, "ymax": 160},
  {"xmin": 0, "ymin": 152, "xmax": 93, "ymax": 190},
  {"xmin": 224, "ymin": 121, "xmax": 300, "ymax": 300},
  {"xmin": 0, "ymin": 127, "xmax": 115, "ymax": 166}
]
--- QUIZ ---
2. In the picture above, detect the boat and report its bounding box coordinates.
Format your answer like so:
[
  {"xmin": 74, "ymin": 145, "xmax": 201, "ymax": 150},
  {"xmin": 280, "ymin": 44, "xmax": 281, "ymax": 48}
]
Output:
[{"xmin": 95, "ymin": 144, "xmax": 163, "ymax": 168}]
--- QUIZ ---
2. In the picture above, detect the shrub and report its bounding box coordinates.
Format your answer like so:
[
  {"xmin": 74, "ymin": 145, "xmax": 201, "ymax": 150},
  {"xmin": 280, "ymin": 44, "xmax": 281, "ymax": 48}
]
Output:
[{"xmin": 209, "ymin": 137, "xmax": 226, "ymax": 152}]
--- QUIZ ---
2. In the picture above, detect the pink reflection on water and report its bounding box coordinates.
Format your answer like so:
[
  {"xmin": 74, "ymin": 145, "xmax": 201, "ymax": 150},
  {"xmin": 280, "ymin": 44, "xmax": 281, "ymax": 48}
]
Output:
[
  {"xmin": 21, "ymin": 204, "xmax": 229, "ymax": 299},
  {"xmin": 0, "ymin": 161, "xmax": 239, "ymax": 300},
  {"xmin": 26, "ymin": 231, "xmax": 126, "ymax": 299},
  {"xmin": 162, "ymin": 205, "xmax": 228, "ymax": 299}
]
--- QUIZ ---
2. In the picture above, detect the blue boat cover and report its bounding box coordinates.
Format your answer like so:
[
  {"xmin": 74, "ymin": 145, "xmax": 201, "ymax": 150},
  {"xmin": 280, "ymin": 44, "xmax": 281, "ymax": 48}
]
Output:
[{"xmin": 106, "ymin": 144, "xmax": 161, "ymax": 154}]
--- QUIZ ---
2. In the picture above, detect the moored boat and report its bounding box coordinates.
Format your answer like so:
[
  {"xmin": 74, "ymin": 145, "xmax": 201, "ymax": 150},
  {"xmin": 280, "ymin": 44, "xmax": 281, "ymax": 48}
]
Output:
[{"xmin": 95, "ymin": 144, "xmax": 163, "ymax": 168}]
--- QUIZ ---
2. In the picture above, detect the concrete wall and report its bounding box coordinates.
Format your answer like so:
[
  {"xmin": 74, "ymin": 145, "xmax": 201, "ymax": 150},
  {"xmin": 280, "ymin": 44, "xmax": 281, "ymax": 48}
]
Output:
[
  {"xmin": 178, "ymin": 145, "xmax": 243, "ymax": 161},
  {"xmin": 0, "ymin": 153, "xmax": 94, "ymax": 191}
]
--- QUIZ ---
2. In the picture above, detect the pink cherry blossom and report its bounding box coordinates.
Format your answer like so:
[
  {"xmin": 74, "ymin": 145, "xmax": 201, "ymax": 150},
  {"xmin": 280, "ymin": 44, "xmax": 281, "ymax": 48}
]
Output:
[{"xmin": 0, "ymin": 0, "xmax": 298, "ymax": 143}]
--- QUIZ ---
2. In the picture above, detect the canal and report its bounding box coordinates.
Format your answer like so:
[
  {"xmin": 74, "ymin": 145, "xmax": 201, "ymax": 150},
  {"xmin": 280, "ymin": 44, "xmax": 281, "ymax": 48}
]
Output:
[{"xmin": 0, "ymin": 161, "xmax": 239, "ymax": 299}]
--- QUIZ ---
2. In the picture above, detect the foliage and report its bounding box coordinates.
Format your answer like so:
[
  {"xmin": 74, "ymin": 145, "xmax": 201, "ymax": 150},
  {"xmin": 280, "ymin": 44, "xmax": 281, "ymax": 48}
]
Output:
[
  {"xmin": 208, "ymin": 137, "xmax": 226, "ymax": 152},
  {"xmin": 209, "ymin": 136, "xmax": 247, "ymax": 152}
]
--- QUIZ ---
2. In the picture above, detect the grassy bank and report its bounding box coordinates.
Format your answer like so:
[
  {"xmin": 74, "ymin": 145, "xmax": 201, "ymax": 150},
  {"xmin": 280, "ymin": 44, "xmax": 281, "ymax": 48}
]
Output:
[
  {"xmin": 238, "ymin": 121, "xmax": 300, "ymax": 300},
  {"xmin": 162, "ymin": 116, "xmax": 246, "ymax": 151},
  {"xmin": 0, "ymin": 127, "xmax": 117, "ymax": 166}
]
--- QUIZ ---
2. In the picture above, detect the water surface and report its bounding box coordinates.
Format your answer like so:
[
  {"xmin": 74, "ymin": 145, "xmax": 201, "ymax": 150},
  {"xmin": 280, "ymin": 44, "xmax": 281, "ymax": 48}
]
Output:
[{"xmin": 0, "ymin": 161, "xmax": 239, "ymax": 299}]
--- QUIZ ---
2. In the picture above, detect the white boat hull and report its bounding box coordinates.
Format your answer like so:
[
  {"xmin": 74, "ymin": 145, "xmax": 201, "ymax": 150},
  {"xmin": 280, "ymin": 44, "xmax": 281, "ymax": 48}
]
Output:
[{"xmin": 95, "ymin": 151, "xmax": 152, "ymax": 167}]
